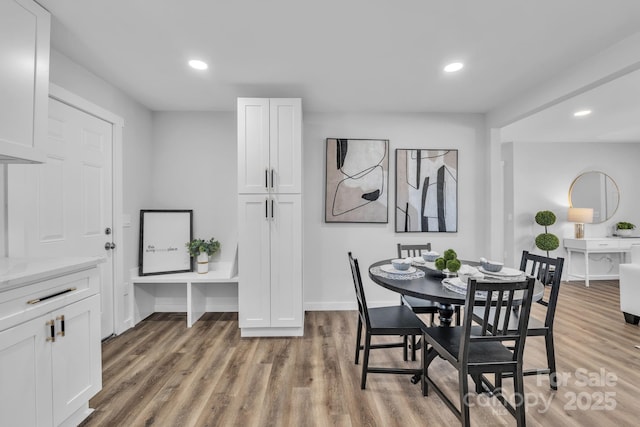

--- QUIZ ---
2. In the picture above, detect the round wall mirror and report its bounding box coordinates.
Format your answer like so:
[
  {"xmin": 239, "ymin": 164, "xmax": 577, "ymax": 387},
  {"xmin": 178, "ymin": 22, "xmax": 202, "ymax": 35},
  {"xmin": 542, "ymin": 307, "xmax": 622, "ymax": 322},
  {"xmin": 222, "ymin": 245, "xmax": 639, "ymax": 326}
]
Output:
[{"xmin": 569, "ymin": 171, "xmax": 619, "ymax": 223}]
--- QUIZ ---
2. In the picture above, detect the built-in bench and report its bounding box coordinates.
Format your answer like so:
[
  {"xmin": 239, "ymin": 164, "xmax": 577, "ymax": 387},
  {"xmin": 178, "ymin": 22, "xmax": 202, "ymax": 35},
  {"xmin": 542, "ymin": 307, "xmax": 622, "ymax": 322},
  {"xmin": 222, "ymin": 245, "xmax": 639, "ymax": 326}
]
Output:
[{"xmin": 131, "ymin": 260, "xmax": 238, "ymax": 327}]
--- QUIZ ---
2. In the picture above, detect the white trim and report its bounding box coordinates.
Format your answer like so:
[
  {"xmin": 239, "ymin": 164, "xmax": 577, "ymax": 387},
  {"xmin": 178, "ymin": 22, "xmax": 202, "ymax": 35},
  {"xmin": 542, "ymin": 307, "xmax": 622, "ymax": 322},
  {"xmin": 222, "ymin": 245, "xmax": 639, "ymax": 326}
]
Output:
[{"xmin": 48, "ymin": 83, "xmax": 127, "ymax": 335}]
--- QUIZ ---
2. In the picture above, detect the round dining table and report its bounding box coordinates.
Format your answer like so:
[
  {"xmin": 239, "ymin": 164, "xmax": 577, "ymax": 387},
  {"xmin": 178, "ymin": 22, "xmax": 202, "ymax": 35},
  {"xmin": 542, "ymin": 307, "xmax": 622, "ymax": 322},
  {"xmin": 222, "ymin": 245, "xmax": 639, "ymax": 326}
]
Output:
[{"xmin": 368, "ymin": 259, "xmax": 544, "ymax": 327}]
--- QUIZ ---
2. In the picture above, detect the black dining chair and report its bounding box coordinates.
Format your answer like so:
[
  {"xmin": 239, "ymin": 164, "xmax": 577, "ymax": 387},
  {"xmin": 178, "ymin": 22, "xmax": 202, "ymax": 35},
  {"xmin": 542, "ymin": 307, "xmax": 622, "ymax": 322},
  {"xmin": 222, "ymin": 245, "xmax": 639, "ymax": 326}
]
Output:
[
  {"xmin": 348, "ymin": 252, "xmax": 426, "ymax": 390},
  {"xmin": 423, "ymin": 276, "xmax": 536, "ymax": 427},
  {"xmin": 397, "ymin": 243, "xmax": 461, "ymax": 361},
  {"xmin": 471, "ymin": 250, "xmax": 564, "ymax": 390}
]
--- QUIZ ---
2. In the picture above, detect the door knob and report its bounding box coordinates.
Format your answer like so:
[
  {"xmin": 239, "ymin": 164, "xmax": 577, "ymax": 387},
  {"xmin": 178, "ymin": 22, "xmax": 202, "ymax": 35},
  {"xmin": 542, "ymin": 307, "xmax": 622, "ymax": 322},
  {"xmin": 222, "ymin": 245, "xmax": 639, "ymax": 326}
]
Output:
[{"xmin": 104, "ymin": 242, "xmax": 116, "ymax": 250}]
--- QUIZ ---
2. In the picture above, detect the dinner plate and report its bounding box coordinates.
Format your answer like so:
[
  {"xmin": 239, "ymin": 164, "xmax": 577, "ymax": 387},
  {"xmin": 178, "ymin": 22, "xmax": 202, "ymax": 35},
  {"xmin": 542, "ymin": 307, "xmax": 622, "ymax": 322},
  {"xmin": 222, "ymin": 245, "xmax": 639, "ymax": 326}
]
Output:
[
  {"xmin": 479, "ymin": 266, "xmax": 524, "ymax": 278},
  {"xmin": 380, "ymin": 264, "xmax": 417, "ymax": 274}
]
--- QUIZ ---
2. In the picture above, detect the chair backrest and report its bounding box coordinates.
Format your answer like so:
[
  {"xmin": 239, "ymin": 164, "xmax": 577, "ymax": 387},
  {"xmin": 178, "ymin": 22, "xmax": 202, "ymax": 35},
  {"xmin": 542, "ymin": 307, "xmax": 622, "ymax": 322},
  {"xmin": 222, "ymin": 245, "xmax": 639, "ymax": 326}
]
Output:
[
  {"xmin": 519, "ymin": 250, "xmax": 564, "ymax": 327},
  {"xmin": 348, "ymin": 252, "xmax": 370, "ymax": 328},
  {"xmin": 460, "ymin": 277, "xmax": 536, "ymax": 364},
  {"xmin": 397, "ymin": 243, "xmax": 432, "ymax": 258}
]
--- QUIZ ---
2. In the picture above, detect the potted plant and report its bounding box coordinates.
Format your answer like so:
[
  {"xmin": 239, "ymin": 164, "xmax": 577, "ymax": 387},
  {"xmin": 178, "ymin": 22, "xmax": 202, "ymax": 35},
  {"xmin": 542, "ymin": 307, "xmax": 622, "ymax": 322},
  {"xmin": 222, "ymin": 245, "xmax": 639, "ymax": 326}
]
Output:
[
  {"xmin": 186, "ymin": 238, "xmax": 220, "ymax": 273},
  {"xmin": 535, "ymin": 210, "xmax": 559, "ymax": 258},
  {"xmin": 616, "ymin": 221, "xmax": 636, "ymax": 237}
]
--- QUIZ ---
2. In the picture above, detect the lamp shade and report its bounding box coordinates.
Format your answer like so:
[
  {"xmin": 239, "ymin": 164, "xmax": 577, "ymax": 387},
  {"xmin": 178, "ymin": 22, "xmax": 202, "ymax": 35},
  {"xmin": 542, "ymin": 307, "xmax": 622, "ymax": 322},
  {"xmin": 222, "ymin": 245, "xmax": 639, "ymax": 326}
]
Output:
[{"xmin": 568, "ymin": 207, "xmax": 594, "ymax": 223}]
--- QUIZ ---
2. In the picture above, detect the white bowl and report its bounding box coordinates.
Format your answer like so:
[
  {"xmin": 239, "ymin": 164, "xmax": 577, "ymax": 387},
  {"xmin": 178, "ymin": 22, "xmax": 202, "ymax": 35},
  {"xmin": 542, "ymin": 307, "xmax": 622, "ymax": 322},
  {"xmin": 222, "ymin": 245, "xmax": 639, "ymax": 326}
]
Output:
[
  {"xmin": 422, "ymin": 251, "xmax": 440, "ymax": 262},
  {"xmin": 391, "ymin": 259, "xmax": 411, "ymax": 270},
  {"xmin": 481, "ymin": 260, "xmax": 504, "ymax": 272}
]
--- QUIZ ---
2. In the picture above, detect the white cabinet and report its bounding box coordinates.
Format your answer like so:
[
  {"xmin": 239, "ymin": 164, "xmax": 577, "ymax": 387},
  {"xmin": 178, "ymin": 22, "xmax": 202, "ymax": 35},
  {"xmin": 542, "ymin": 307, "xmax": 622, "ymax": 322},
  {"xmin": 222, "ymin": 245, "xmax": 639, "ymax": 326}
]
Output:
[
  {"xmin": 238, "ymin": 194, "xmax": 302, "ymax": 334},
  {"xmin": 0, "ymin": 259, "xmax": 102, "ymax": 427},
  {"xmin": 237, "ymin": 98, "xmax": 302, "ymax": 194},
  {"xmin": 237, "ymin": 97, "xmax": 303, "ymax": 337},
  {"xmin": 0, "ymin": 0, "xmax": 49, "ymax": 163}
]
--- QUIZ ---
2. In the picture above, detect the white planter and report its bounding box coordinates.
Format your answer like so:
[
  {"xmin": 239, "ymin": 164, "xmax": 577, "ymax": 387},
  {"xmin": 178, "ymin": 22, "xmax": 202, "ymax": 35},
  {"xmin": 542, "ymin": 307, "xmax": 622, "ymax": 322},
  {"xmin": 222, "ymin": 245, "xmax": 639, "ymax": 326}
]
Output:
[
  {"xmin": 196, "ymin": 252, "xmax": 209, "ymax": 274},
  {"xmin": 616, "ymin": 229, "xmax": 634, "ymax": 237}
]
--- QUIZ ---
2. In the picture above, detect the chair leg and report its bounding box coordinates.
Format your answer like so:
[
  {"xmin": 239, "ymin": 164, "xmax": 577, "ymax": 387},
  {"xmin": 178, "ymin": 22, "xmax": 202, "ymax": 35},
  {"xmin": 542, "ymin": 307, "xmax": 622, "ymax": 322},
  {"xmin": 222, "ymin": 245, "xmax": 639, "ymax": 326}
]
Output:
[
  {"xmin": 411, "ymin": 335, "xmax": 417, "ymax": 361},
  {"xmin": 545, "ymin": 331, "xmax": 558, "ymax": 390},
  {"xmin": 455, "ymin": 306, "xmax": 461, "ymax": 326},
  {"xmin": 361, "ymin": 333, "xmax": 372, "ymax": 389},
  {"xmin": 459, "ymin": 370, "xmax": 471, "ymax": 427},
  {"xmin": 513, "ymin": 366, "xmax": 526, "ymax": 427},
  {"xmin": 421, "ymin": 333, "xmax": 427, "ymax": 396},
  {"xmin": 355, "ymin": 317, "xmax": 363, "ymax": 364},
  {"xmin": 403, "ymin": 335, "xmax": 409, "ymax": 361}
]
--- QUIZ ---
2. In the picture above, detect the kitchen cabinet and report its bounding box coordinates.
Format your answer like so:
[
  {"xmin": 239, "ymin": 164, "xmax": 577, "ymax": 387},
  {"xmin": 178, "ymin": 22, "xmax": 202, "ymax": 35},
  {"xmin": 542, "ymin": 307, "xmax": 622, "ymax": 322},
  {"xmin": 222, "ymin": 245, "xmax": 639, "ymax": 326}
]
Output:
[
  {"xmin": 238, "ymin": 194, "xmax": 303, "ymax": 335},
  {"xmin": 237, "ymin": 98, "xmax": 302, "ymax": 194},
  {"xmin": 0, "ymin": 0, "xmax": 49, "ymax": 163},
  {"xmin": 237, "ymin": 98, "xmax": 303, "ymax": 337},
  {"xmin": 0, "ymin": 258, "xmax": 102, "ymax": 427}
]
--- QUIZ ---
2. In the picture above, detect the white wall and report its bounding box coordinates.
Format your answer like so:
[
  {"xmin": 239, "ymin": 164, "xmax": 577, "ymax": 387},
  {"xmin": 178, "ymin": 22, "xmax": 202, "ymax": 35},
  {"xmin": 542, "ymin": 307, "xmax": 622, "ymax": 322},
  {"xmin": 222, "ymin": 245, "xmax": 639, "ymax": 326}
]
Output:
[
  {"xmin": 48, "ymin": 49, "xmax": 154, "ymax": 329},
  {"xmin": 150, "ymin": 112, "xmax": 237, "ymax": 263},
  {"xmin": 302, "ymin": 112, "xmax": 488, "ymax": 309},
  {"xmin": 505, "ymin": 141, "xmax": 640, "ymax": 275}
]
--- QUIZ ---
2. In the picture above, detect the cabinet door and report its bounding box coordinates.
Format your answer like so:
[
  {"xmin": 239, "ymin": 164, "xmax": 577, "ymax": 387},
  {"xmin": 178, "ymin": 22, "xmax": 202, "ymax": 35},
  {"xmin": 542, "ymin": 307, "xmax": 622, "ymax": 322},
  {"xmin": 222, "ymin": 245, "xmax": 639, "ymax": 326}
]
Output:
[
  {"xmin": 51, "ymin": 295, "xmax": 102, "ymax": 426},
  {"xmin": 270, "ymin": 194, "xmax": 303, "ymax": 327},
  {"xmin": 0, "ymin": 315, "xmax": 53, "ymax": 427},
  {"xmin": 238, "ymin": 195, "xmax": 272, "ymax": 327},
  {"xmin": 237, "ymin": 98, "xmax": 270, "ymax": 194},
  {"xmin": 0, "ymin": 0, "xmax": 49, "ymax": 162},
  {"xmin": 269, "ymin": 99, "xmax": 302, "ymax": 194}
]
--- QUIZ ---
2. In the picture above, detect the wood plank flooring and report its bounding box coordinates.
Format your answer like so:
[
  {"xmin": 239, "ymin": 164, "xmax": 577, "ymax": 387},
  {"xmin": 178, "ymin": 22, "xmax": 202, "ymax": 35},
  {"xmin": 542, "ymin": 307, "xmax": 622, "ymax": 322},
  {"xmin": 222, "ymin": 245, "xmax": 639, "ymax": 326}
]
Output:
[{"xmin": 80, "ymin": 280, "xmax": 640, "ymax": 426}]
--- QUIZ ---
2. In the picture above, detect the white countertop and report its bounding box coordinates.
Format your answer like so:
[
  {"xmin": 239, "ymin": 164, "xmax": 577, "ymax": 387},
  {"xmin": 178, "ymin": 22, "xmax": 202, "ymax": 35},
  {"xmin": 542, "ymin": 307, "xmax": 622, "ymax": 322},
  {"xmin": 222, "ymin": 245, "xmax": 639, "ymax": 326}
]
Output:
[{"xmin": 0, "ymin": 256, "xmax": 105, "ymax": 292}]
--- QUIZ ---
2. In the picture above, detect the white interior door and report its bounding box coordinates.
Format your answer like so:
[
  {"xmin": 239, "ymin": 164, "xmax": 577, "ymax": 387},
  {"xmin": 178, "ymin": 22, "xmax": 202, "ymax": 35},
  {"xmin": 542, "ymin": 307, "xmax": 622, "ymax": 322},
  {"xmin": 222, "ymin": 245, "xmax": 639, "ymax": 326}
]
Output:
[{"xmin": 8, "ymin": 97, "xmax": 115, "ymax": 339}]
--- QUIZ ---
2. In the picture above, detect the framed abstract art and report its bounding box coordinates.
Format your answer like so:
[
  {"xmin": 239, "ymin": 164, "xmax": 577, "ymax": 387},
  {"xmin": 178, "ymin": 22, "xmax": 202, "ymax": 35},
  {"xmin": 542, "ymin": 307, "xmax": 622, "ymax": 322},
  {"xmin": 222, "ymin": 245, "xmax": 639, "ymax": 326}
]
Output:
[
  {"xmin": 325, "ymin": 138, "xmax": 389, "ymax": 223},
  {"xmin": 395, "ymin": 149, "xmax": 458, "ymax": 232}
]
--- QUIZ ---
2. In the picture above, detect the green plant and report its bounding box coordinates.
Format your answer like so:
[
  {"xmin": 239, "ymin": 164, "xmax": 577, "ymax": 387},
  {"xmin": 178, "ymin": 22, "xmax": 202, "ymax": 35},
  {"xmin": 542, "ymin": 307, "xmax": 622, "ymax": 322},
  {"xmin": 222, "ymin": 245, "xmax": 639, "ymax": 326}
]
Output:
[
  {"xmin": 443, "ymin": 249, "xmax": 457, "ymax": 261},
  {"xmin": 616, "ymin": 221, "xmax": 635, "ymax": 230},
  {"xmin": 435, "ymin": 249, "xmax": 461, "ymax": 272},
  {"xmin": 446, "ymin": 258, "xmax": 461, "ymax": 273},
  {"xmin": 534, "ymin": 210, "xmax": 559, "ymax": 257},
  {"xmin": 186, "ymin": 238, "xmax": 220, "ymax": 257}
]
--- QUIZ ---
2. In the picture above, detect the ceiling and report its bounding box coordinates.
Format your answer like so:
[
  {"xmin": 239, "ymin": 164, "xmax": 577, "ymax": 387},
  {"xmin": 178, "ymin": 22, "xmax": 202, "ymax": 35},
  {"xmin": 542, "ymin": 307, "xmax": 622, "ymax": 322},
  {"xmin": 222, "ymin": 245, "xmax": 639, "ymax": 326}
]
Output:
[{"xmin": 37, "ymin": 0, "xmax": 640, "ymax": 141}]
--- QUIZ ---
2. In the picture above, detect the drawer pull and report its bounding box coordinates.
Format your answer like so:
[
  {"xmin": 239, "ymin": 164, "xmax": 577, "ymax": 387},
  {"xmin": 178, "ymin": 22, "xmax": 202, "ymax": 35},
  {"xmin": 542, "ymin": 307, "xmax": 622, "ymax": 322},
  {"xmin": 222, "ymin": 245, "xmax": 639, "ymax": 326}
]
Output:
[
  {"xmin": 46, "ymin": 320, "xmax": 55, "ymax": 342},
  {"xmin": 27, "ymin": 287, "xmax": 77, "ymax": 305},
  {"xmin": 56, "ymin": 315, "xmax": 66, "ymax": 337}
]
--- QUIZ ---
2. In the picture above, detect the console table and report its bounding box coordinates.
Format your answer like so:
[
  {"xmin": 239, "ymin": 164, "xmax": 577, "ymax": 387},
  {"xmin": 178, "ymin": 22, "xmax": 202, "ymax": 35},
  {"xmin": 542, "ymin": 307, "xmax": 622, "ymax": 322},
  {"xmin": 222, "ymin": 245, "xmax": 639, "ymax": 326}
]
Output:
[{"xmin": 563, "ymin": 237, "xmax": 640, "ymax": 287}]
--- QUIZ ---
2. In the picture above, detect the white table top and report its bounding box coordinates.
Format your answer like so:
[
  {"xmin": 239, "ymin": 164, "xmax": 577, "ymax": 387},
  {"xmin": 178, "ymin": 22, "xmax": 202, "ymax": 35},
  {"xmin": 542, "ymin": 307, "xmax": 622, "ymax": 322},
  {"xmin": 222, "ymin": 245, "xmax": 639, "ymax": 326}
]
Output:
[{"xmin": 0, "ymin": 256, "xmax": 105, "ymax": 292}]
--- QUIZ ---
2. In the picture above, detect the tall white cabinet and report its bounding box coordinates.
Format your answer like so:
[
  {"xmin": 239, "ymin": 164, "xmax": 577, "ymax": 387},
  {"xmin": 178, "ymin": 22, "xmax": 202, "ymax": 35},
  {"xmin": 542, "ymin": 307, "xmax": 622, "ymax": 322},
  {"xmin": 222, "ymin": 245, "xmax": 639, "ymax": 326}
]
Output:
[{"xmin": 237, "ymin": 98, "xmax": 303, "ymax": 337}]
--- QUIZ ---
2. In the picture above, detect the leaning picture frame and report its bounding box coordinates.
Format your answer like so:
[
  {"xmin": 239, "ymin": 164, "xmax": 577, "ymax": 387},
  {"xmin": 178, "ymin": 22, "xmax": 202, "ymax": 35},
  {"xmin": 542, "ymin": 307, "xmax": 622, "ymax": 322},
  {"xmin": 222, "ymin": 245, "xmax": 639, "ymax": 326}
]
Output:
[{"xmin": 139, "ymin": 210, "xmax": 193, "ymax": 275}]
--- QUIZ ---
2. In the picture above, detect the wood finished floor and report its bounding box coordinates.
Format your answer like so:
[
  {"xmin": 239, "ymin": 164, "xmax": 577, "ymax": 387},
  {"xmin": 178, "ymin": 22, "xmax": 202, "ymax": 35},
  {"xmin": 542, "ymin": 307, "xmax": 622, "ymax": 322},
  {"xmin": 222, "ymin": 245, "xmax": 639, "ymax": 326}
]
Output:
[{"xmin": 81, "ymin": 280, "xmax": 640, "ymax": 427}]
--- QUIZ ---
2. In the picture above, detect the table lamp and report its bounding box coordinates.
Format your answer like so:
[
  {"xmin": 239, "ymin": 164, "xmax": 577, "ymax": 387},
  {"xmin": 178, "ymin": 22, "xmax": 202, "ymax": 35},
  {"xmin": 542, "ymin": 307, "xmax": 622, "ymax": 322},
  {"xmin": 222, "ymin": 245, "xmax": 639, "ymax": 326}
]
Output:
[{"xmin": 568, "ymin": 207, "xmax": 594, "ymax": 239}]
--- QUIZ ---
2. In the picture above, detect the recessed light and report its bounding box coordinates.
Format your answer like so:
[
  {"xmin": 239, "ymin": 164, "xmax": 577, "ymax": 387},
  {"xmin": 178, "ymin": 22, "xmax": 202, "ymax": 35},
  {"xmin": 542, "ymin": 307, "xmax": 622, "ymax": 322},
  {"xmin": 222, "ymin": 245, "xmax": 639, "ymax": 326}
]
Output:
[
  {"xmin": 573, "ymin": 109, "xmax": 592, "ymax": 117},
  {"xmin": 188, "ymin": 59, "xmax": 208, "ymax": 70},
  {"xmin": 444, "ymin": 62, "xmax": 464, "ymax": 73}
]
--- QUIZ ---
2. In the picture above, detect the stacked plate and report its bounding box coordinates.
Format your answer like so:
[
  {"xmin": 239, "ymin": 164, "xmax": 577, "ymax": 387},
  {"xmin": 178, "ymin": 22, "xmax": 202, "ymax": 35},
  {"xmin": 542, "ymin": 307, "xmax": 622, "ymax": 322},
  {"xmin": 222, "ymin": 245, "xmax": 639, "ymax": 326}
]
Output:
[
  {"xmin": 478, "ymin": 266, "xmax": 525, "ymax": 280},
  {"xmin": 379, "ymin": 264, "xmax": 418, "ymax": 274}
]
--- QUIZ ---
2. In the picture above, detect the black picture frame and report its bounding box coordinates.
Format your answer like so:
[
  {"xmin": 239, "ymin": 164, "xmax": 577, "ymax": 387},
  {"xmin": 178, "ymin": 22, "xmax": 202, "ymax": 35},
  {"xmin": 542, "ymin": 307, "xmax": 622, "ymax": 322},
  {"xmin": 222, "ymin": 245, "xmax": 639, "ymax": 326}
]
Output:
[
  {"xmin": 395, "ymin": 149, "xmax": 458, "ymax": 233},
  {"xmin": 324, "ymin": 138, "xmax": 389, "ymax": 223},
  {"xmin": 139, "ymin": 210, "xmax": 193, "ymax": 276}
]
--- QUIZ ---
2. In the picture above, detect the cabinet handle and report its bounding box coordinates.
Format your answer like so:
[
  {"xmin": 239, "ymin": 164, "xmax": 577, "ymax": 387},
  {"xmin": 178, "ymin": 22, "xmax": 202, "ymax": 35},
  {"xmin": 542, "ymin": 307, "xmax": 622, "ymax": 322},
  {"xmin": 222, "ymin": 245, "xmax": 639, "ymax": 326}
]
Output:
[
  {"xmin": 270, "ymin": 169, "xmax": 274, "ymax": 189},
  {"xmin": 265, "ymin": 199, "xmax": 268, "ymax": 219},
  {"xmin": 265, "ymin": 169, "xmax": 269, "ymax": 189},
  {"xmin": 271, "ymin": 199, "xmax": 274, "ymax": 219},
  {"xmin": 56, "ymin": 315, "xmax": 66, "ymax": 337},
  {"xmin": 46, "ymin": 320, "xmax": 55, "ymax": 343},
  {"xmin": 27, "ymin": 287, "xmax": 77, "ymax": 305}
]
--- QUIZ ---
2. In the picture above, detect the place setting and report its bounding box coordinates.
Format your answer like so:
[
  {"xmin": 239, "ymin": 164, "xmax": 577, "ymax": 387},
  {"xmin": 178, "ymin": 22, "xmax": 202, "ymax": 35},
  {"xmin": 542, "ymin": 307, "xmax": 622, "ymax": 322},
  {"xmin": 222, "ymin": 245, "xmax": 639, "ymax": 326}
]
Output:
[{"xmin": 370, "ymin": 258, "xmax": 426, "ymax": 280}]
